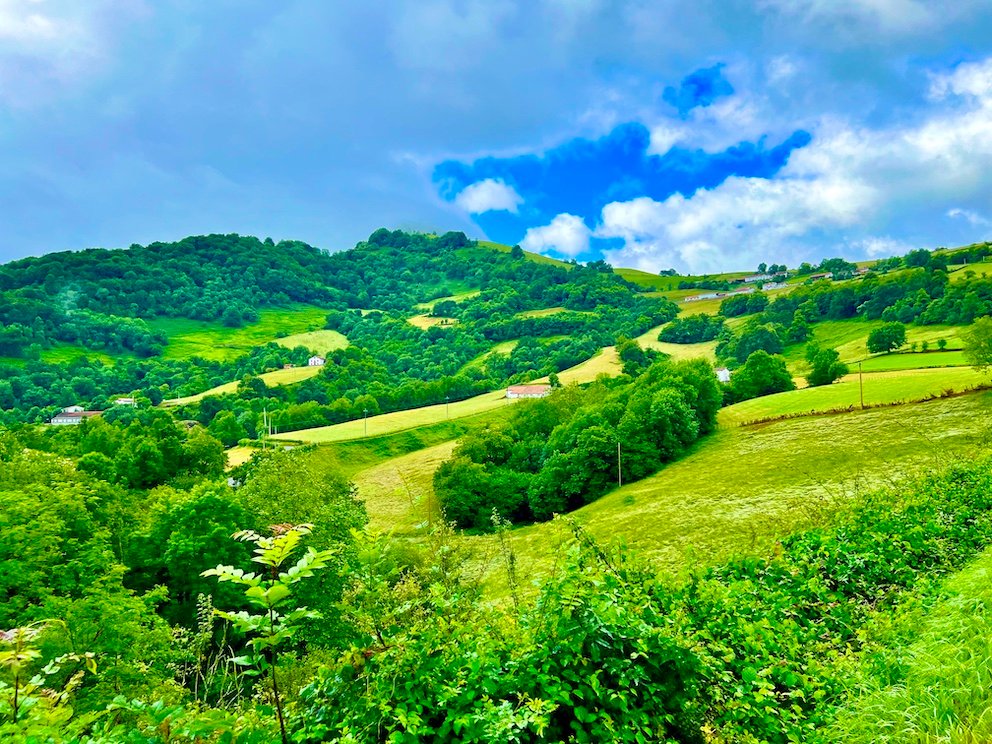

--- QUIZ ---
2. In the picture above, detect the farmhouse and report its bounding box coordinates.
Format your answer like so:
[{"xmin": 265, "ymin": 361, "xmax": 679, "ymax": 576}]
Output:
[
  {"xmin": 114, "ymin": 397, "xmax": 137, "ymax": 407},
  {"xmin": 50, "ymin": 407, "xmax": 101, "ymax": 425},
  {"xmin": 743, "ymin": 273, "xmax": 773, "ymax": 283},
  {"xmin": 715, "ymin": 367, "xmax": 732, "ymax": 384},
  {"xmin": 808, "ymin": 272, "xmax": 834, "ymax": 281},
  {"xmin": 307, "ymin": 355, "xmax": 326, "ymax": 367},
  {"xmin": 506, "ymin": 384, "xmax": 552, "ymax": 399}
]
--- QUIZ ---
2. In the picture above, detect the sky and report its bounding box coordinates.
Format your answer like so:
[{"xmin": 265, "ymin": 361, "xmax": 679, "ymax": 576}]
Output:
[{"xmin": 2, "ymin": 1, "xmax": 992, "ymax": 274}]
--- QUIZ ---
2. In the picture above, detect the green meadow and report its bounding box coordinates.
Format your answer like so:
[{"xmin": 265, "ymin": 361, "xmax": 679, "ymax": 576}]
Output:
[
  {"xmin": 275, "ymin": 329, "xmax": 348, "ymax": 355},
  {"xmin": 148, "ymin": 304, "xmax": 332, "ymax": 361}
]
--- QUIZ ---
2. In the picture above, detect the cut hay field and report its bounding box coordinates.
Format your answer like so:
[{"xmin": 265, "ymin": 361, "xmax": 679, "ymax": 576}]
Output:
[
  {"xmin": 407, "ymin": 314, "xmax": 459, "ymax": 329},
  {"xmin": 149, "ymin": 305, "xmax": 331, "ymax": 361},
  {"xmin": 469, "ymin": 391, "xmax": 992, "ymax": 593},
  {"xmin": 271, "ymin": 389, "xmax": 515, "ymax": 443},
  {"xmin": 536, "ymin": 346, "xmax": 622, "ymax": 384},
  {"xmin": 225, "ymin": 445, "xmax": 256, "ymax": 469},
  {"xmin": 164, "ymin": 365, "xmax": 324, "ymax": 406},
  {"xmin": 719, "ymin": 366, "xmax": 989, "ymax": 426},
  {"xmin": 275, "ymin": 329, "xmax": 348, "ymax": 355},
  {"xmin": 459, "ymin": 340, "xmax": 521, "ymax": 373},
  {"xmin": 352, "ymin": 441, "xmax": 455, "ymax": 533},
  {"xmin": 634, "ymin": 322, "xmax": 719, "ymax": 362}
]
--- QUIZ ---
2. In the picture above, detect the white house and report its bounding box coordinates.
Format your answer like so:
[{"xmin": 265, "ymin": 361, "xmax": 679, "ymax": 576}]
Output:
[
  {"xmin": 506, "ymin": 384, "xmax": 552, "ymax": 399},
  {"xmin": 307, "ymin": 355, "xmax": 326, "ymax": 367},
  {"xmin": 50, "ymin": 407, "xmax": 101, "ymax": 425},
  {"xmin": 715, "ymin": 367, "xmax": 732, "ymax": 384},
  {"xmin": 113, "ymin": 397, "xmax": 137, "ymax": 407},
  {"xmin": 743, "ymin": 274, "xmax": 773, "ymax": 283}
]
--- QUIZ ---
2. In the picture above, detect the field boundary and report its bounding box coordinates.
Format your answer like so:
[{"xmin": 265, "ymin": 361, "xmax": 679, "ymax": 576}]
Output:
[{"xmin": 733, "ymin": 383, "xmax": 992, "ymax": 428}]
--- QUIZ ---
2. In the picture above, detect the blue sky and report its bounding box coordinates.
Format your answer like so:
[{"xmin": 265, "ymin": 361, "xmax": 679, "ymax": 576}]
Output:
[{"xmin": 1, "ymin": 1, "xmax": 992, "ymax": 273}]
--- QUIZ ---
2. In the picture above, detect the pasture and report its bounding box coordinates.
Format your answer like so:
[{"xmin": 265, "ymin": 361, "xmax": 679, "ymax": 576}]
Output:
[
  {"xmin": 149, "ymin": 305, "xmax": 331, "ymax": 361},
  {"xmin": 719, "ymin": 366, "xmax": 989, "ymax": 426},
  {"xmin": 275, "ymin": 329, "xmax": 348, "ymax": 355},
  {"xmin": 406, "ymin": 314, "xmax": 459, "ymax": 329},
  {"xmin": 164, "ymin": 365, "xmax": 323, "ymax": 406},
  {"xmin": 271, "ymin": 389, "xmax": 516, "ymax": 443},
  {"xmin": 413, "ymin": 290, "xmax": 480, "ymax": 311},
  {"xmin": 471, "ymin": 391, "xmax": 992, "ymax": 592}
]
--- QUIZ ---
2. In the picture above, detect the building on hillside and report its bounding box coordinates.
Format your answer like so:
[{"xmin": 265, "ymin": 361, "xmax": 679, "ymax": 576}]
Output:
[
  {"xmin": 761, "ymin": 282, "xmax": 788, "ymax": 291},
  {"xmin": 113, "ymin": 397, "xmax": 137, "ymax": 407},
  {"xmin": 808, "ymin": 272, "xmax": 834, "ymax": 281},
  {"xmin": 684, "ymin": 292, "xmax": 724, "ymax": 302},
  {"xmin": 715, "ymin": 367, "xmax": 732, "ymax": 384},
  {"xmin": 307, "ymin": 355, "xmax": 326, "ymax": 367},
  {"xmin": 506, "ymin": 384, "xmax": 552, "ymax": 399},
  {"xmin": 743, "ymin": 274, "xmax": 773, "ymax": 283},
  {"xmin": 283, "ymin": 363, "xmax": 294, "ymax": 369},
  {"xmin": 50, "ymin": 407, "xmax": 101, "ymax": 425}
]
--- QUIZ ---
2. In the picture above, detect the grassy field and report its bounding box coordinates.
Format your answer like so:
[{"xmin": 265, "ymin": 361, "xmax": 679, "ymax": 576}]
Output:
[
  {"xmin": 459, "ymin": 340, "xmax": 521, "ymax": 373},
  {"xmin": 149, "ymin": 305, "xmax": 332, "ymax": 361},
  {"xmin": 225, "ymin": 445, "xmax": 256, "ymax": 469},
  {"xmin": 352, "ymin": 441, "xmax": 455, "ymax": 533},
  {"xmin": 271, "ymin": 389, "xmax": 517, "ymax": 443},
  {"xmin": 949, "ymin": 261, "xmax": 992, "ymax": 281},
  {"xmin": 535, "ymin": 346, "xmax": 622, "ymax": 384},
  {"xmin": 719, "ymin": 366, "xmax": 989, "ymax": 426},
  {"xmin": 413, "ymin": 290, "xmax": 480, "ymax": 311},
  {"xmin": 634, "ymin": 322, "xmax": 719, "ymax": 362},
  {"xmin": 828, "ymin": 546, "xmax": 992, "ymax": 742},
  {"xmin": 39, "ymin": 344, "xmax": 123, "ymax": 365},
  {"xmin": 857, "ymin": 349, "xmax": 968, "ymax": 372},
  {"xmin": 275, "ymin": 329, "xmax": 348, "ymax": 355},
  {"xmin": 516, "ymin": 306, "xmax": 567, "ymax": 318},
  {"xmin": 469, "ymin": 391, "xmax": 992, "ymax": 593},
  {"xmin": 476, "ymin": 240, "xmax": 572, "ymax": 268},
  {"xmin": 407, "ymin": 314, "xmax": 459, "ymax": 329},
  {"xmin": 164, "ymin": 365, "xmax": 324, "ymax": 406}
]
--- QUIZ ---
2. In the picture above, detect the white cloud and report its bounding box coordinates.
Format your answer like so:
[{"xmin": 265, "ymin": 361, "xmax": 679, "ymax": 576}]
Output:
[
  {"xmin": 521, "ymin": 213, "xmax": 590, "ymax": 257},
  {"xmin": 599, "ymin": 56, "xmax": 992, "ymax": 274},
  {"xmin": 454, "ymin": 178, "xmax": 523, "ymax": 214},
  {"xmin": 760, "ymin": 0, "xmax": 939, "ymax": 34},
  {"xmin": 948, "ymin": 208, "xmax": 991, "ymax": 227}
]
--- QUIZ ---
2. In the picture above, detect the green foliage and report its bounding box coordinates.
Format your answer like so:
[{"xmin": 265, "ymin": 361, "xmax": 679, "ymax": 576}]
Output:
[
  {"xmin": 867, "ymin": 322, "xmax": 907, "ymax": 353},
  {"xmin": 203, "ymin": 524, "xmax": 337, "ymax": 743},
  {"xmin": 726, "ymin": 350, "xmax": 795, "ymax": 403},
  {"xmin": 435, "ymin": 359, "xmax": 720, "ymax": 530},
  {"xmin": 963, "ymin": 315, "xmax": 992, "ymax": 371},
  {"xmin": 805, "ymin": 344, "xmax": 849, "ymax": 387},
  {"xmin": 294, "ymin": 524, "xmax": 704, "ymax": 743},
  {"xmin": 658, "ymin": 313, "xmax": 726, "ymax": 343}
]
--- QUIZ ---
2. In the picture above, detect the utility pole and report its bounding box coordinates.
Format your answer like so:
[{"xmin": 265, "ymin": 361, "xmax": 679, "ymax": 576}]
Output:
[
  {"xmin": 363, "ymin": 408, "xmax": 369, "ymax": 437},
  {"xmin": 445, "ymin": 396, "xmax": 449, "ymax": 420},
  {"xmin": 617, "ymin": 441, "xmax": 622, "ymax": 488},
  {"xmin": 858, "ymin": 361, "xmax": 864, "ymax": 410}
]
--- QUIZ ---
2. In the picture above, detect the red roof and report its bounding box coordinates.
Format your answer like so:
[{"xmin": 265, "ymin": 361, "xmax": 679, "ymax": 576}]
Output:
[{"xmin": 507, "ymin": 384, "xmax": 552, "ymax": 395}]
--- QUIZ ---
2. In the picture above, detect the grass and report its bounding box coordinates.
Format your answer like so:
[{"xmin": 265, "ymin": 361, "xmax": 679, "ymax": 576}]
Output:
[
  {"xmin": 828, "ymin": 546, "xmax": 992, "ymax": 742},
  {"xmin": 459, "ymin": 340, "xmax": 521, "ymax": 373},
  {"xmin": 948, "ymin": 261, "xmax": 992, "ymax": 281},
  {"xmin": 407, "ymin": 314, "xmax": 459, "ymax": 329},
  {"xmin": 149, "ymin": 305, "xmax": 332, "ymax": 361},
  {"xmin": 857, "ymin": 349, "xmax": 968, "ymax": 372},
  {"xmin": 634, "ymin": 322, "xmax": 719, "ymax": 362},
  {"xmin": 352, "ymin": 442, "xmax": 455, "ymax": 534},
  {"xmin": 40, "ymin": 344, "xmax": 124, "ymax": 365},
  {"xmin": 516, "ymin": 306, "xmax": 567, "ymax": 318},
  {"xmin": 275, "ymin": 329, "xmax": 348, "ymax": 355},
  {"xmin": 413, "ymin": 290, "xmax": 481, "ymax": 311},
  {"xmin": 719, "ymin": 366, "xmax": 990, "ymax": 426},
  {"xmin": 535, "ymin": 346, "xmax": 622, "ymax": 384},
  {"xmin": 164, "ymin": 365, "xmax": 324, "ymax": 406},
  {"xmin": 271, "ymin": 389, "xmax": 516, "ymax": 443},
  {"xmin": 467, "ymin": 391, "xmax": 992, "ymax": 594},
  {"xmin": 225, "ymin": 446, "xmax": 256, "ymax": 469},
  {"xmin": 476, "ymin": 240, "xmax": 572, "ymax": 268}
]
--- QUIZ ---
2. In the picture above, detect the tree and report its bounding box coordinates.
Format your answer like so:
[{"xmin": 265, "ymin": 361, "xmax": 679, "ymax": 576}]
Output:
[
  {"xmin": 728, "ymin": 351, "xmax": 795, "ymax": 403},
  {"xmin": 804, "ymin": 344, "xmax": 849, "ymax": 387},
  {"xmin": 866, "ymin": 322, "xmax": 907, "ymax": 354},
  {"xmin": 203, "ymin": 524, "xmax": 336, "ymax": 744},
  {"xmin": 963, "ymin": 316, "xmax": 992, "ymax": 371},
  {"xmin": 208, "ymin": 410, "xmax": 246, "ymax": 447}
]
